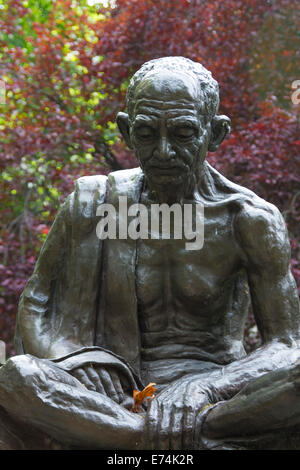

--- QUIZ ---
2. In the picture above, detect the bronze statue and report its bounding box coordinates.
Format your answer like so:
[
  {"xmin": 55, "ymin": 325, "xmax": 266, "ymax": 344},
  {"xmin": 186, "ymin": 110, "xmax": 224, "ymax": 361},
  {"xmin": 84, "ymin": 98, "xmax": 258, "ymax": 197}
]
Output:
[{"xmin": 0, "ymin": 57, "xmax": 299, "ymax": 450}]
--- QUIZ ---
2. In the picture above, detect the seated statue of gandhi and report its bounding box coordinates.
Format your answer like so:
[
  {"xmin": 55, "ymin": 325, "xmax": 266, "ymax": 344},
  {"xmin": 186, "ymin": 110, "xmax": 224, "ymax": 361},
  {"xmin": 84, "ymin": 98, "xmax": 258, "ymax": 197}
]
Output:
[{"xmin": 0, "ymin": 56, "xmax": 300, "ymax": 450}]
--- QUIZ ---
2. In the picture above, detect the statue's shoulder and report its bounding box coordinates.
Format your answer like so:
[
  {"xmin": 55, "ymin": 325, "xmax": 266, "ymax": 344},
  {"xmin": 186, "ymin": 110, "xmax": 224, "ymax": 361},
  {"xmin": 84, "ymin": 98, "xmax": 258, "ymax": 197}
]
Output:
[
  {"xmin": 225, "ymin": 179, "xmax": 285, "ymax": 243},
  {"xmin": 107, "ymin": 167, "xmax": 143, "ymax": 201},
  {"xmin": 74, "ymin": 173, "xmax": 108, "ymax": 199},
  {"xmin": 107, "ymin": 166, "xmax": 142, "ymax": 183},
  {"xmin": 235, "ymin": 192, "xmax": 284, "ymax": 231},
  {"xmin": 206, "ymin": 163, "xmax": 287, "ymax": 258},
  {"xmin": 206, "ymin": 162, "xmax": 283, "ymax": 227},
  {"xmin": 68, "ymin": 168, "xmax": 143, "ymax": 220},
  {"xmin": 73, "ymin": 167, "xmax": 142, "ymax": 195},
  {"xmin": 68, "ymin": 174, "xmax": 108, "ymax": 223},
  {"xmin": 235, "ymin": 194, "xmax": 289, "ymax": 265},
  {"xmin": 218, "ymin": 179, "xmax": 289, "ymax": 265},
  {"xmin": 107, "ymin": 167, "xmax": 143, "ymax": 191}
]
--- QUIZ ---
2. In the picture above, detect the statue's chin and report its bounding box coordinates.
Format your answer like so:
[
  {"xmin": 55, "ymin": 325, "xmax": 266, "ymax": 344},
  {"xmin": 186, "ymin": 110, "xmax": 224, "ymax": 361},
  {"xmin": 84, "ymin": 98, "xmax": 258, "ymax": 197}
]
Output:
[
  {"xmin": 150, "ymin": 174, "xmax": 184, "ymax": 186},
  {"xmin": 144, "ymin": 171, "xmax": 195, "ymax": 203}
]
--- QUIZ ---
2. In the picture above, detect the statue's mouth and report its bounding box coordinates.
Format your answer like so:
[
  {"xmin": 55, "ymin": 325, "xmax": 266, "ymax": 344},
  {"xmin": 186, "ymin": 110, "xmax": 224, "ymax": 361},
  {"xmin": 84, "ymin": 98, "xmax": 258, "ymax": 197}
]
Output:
[{"xmin": 148, "ymin": 164, "xmax": 185, "ymax": 175}]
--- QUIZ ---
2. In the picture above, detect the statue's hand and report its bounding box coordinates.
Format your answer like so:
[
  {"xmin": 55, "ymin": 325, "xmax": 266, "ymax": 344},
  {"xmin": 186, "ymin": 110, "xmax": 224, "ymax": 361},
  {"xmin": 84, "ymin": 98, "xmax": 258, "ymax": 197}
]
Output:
[
  {"xmin": 146, "ymin": 376, "xmax": 211, "ymax": 450},
  {"xmin": 71, "ymin": 365, "xmax": 132, "ymax": 407}
]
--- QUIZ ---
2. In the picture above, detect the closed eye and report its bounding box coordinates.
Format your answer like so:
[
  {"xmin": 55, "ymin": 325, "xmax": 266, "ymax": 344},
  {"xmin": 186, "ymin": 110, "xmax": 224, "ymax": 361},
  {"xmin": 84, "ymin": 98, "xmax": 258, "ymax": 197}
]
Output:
[
  {"xmin": 135, "ymin": 126, "xmax": 155, "ymax": 139},
  {"xmin": 175, "ymin": 127, "xmax": 196, "ymax": 139}
]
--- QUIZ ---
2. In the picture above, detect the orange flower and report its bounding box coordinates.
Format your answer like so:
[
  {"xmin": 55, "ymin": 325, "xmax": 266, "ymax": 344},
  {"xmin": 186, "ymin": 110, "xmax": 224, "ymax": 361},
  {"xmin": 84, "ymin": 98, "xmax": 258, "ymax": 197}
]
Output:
[{"xmin": 131, "ymin": 382, "xmax": 156, "ymax": 413}]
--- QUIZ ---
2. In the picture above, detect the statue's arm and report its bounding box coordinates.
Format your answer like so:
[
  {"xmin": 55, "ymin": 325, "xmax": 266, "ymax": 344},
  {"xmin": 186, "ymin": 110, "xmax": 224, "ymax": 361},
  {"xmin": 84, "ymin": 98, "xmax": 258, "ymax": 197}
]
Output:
[
  {"xmin": 211, "ymin": 200, "xmax": 300, "ymax": 399},
  {"xmin": 15, "ymin": 174, "xmax": 109, "ymax": 359},
  {"xmin": 15, "ymin": 193, "xmax": 74, "ymax": 357},
  {"xmin": 237, "ymin": 200, "xmax": 300, "ymax": 345}
]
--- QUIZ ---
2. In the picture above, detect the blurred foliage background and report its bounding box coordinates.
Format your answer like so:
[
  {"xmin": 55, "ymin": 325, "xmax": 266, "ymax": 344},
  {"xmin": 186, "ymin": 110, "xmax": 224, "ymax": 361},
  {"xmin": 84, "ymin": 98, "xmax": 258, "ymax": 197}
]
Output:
[{"xmin": 0, "ymin": 0, "xmax": 299, "ymax": 356}]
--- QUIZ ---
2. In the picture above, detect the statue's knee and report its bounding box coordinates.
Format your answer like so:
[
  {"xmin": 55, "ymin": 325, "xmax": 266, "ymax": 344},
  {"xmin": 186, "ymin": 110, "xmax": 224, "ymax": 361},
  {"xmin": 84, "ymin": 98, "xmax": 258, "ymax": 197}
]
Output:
[
  {"xmin": 2, "ymin": 354, "xmax": 32, "ymax": 371},
  {"xmin": 0, "ymin": 354, "xmax": 40, "ymax": 389}
]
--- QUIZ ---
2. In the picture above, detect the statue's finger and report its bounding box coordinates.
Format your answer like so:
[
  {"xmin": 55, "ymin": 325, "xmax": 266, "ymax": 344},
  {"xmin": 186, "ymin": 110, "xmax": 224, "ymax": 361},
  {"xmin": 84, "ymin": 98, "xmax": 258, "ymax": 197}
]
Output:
[
  {"xmin": 158, "ymin": 401, "xmax": 171, "ymax": 450},
  {"xmin": 170, "ymin": 404, "xmax": 184, "ymax": 450},
  {"xmin": 181, "ymin": 404, "xmax": 196, "ymax": 450},
  {"xmin": 108, "ymin": 370, "xmax": 124, "ymax": 404},
  {"xmin": 120, "ymin": 394, "xmax": 134, "ymax": 410},
  {"xmin": 85, "ymin": 366, "xmax": 106, "ymax": 395},
  {"xmin": 72, "ymin": 368, "xmax": 96, "ymax": 392},
  {"xmin": 145, "ymin": 397, "xmax": 159, "ymax": 450},
  {"xmin": 118, "ymin": 372, "xmax": 132, "ymax": 393},
  {"xmin": 183, "ymin": 391, "xmax": 208, "ymax": 449},
  {"xmin": 97, "ymin": 368, "xmax": 119, "ymax": 403}
]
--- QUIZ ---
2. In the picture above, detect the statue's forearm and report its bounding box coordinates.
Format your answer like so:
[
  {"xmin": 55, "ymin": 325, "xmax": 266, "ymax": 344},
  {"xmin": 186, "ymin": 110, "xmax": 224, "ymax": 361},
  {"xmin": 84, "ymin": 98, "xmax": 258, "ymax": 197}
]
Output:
[
  {"xmin": 202, "ymin": 361, "xmax": 300, "ymax": 442},
  {"xmin": 207, "ymin": 341, "xmax": 300, "ymax": 400}
]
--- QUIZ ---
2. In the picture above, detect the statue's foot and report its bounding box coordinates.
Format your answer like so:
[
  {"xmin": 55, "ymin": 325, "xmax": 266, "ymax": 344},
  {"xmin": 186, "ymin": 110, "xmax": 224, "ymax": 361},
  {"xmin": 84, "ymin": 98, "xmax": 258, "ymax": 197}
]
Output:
[
  {"xmin": 196, "ymin": 363, "xmax": 300, "ymax": 450},
  {"xmin": 193, "ymin": 404, "xmax": 245, "ymax": 450},
  {"xmin": 0, "ymin": 406, "xmax": 25, "ymax": 450},
  {"xmin": 0, "ymin": 405, "xmax": 67, "ymax": 450},
  {"xmin": 0, "ymin": 355, "xmax": 146, "ymax": 450}
]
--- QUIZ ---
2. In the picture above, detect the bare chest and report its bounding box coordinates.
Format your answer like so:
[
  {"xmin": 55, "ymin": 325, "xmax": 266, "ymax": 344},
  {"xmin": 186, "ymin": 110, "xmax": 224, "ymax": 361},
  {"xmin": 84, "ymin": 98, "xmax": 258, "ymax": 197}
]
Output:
[
  {"xmin": 136, "ymin": 210, "xmax": 241, "ymax": 309},
  {"xmin": 135, "ymin": 205, "xmax": 248, "ymax": 366}
]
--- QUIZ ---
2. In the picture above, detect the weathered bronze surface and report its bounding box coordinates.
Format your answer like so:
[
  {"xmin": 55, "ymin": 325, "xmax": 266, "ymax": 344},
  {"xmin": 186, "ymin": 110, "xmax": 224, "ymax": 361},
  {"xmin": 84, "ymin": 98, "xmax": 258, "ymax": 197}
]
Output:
[{"xmin": 0, "ymin": 57, "xmax": 300, "ymax": 450}]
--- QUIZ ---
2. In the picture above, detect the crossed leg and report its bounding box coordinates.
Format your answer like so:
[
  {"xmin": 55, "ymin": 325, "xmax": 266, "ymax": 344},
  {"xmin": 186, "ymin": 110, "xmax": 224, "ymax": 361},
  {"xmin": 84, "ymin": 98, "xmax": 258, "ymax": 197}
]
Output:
[
  {"xmin": 1, "ymin": 355, "xmax": 300, "ymax": 450},
  {"xmin": 0, "ymin": 355, "xmax": 144, "ymax": 449},
  {"xmin": 200, "ymin": 362, "xmax": 300, "ymax": 449}
]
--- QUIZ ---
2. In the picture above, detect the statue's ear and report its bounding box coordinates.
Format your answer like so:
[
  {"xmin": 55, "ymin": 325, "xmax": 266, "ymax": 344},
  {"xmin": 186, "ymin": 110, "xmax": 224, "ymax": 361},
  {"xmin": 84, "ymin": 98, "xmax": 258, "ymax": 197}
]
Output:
[
  {"xmin": 208, "ymin": 115, "xmax": 231, "ymax": 152},
  {"xmin": 116, "ymin": 112, "xmax": 132, "ymax": 149}
]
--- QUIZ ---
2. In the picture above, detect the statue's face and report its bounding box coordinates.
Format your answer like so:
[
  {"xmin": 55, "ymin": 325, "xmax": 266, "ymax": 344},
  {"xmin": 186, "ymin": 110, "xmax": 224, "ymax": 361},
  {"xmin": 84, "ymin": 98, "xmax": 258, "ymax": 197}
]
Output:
[{"xmin": 129, "ymin": 71, "xmax": 210, "ymax": 191}]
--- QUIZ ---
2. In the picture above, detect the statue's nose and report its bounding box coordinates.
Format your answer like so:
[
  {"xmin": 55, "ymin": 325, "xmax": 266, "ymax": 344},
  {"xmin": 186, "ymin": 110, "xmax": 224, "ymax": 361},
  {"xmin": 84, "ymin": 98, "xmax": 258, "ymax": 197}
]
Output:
[{"xmin": 156, "ymin": 136, "xmax": 175, "ymax": 160}]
